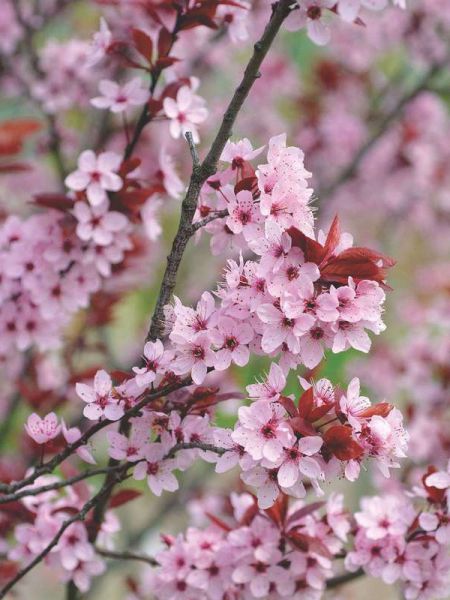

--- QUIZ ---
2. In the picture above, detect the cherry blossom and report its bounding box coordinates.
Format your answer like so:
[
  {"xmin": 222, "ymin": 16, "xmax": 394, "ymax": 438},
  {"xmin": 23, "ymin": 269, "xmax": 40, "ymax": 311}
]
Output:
[
  {"xmin": 75, "ymin": 370, "xmax": 124, "ymax": 421},
  {"xmin": 73, "ymin": 200, "xmax": 129, "ymax": 246},
  {"xmin": 91, "ymin": 78, "xmax": 149, "ymax": 113},
  {"xmin": 25, "ymin": 412, "xmax": 61, "ymax": 444},
  {"xmin": 65, "ymin": 150, "xmax": 123, "ymax": 207},
  {"xmin": 163, "ymin": 84, "xmax": 208, "ymax": 144}
]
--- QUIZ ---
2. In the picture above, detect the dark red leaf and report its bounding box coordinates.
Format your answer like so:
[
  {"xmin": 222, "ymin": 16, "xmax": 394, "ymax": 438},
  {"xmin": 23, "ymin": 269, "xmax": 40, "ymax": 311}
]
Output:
[
  {"xmin": 264, "ymin": 493, "xmax": 288, "ymax": 527},
  {"xmin": 286, "ymin": 501, "xmax": 325, "ymax": 527},
  {"xmin": 33, "ymin": 193, "xmax": 74, "ymax": 211},
  {"xmin": 132, "ymin": 28, "xmax": 153, "ymax": 63},
  {"xmin": 0, "ymin": 118, "xmax": 41, "ymax": 155},
  {"xmin": 298, "ymin": 387, "xmax": 314, "ymax": 419},
  {"xmin": 322, "ymin": 425, "xmax": 364, "ymax": 461},
  {"xmin": 289, "ymin": 416, "xmax": 317, "ymax": 437},
  {"xmin": 157, "ymin": 27, "xmax": 173, "ymax": 58},
  {"xmin": 287, "ymin": 531, "xmax": 333, "ymax": 558},
  {"xmin": 206, "ymin": 512, "xmax": 232, "ymax": 532},
  {"xmin": 109, "ymin": 489, "xmax": 142, "ymax": 508},
  {"xmin": 422, "ymin": 466, "xmax": 446, "ymax": 504},
  {"xmin": 278, "ymin": 395, "xmax": 298, "ymax": 418},
  {"xmin": 359, "ymin": 402, "xmax": 393, "ymax": 419}
]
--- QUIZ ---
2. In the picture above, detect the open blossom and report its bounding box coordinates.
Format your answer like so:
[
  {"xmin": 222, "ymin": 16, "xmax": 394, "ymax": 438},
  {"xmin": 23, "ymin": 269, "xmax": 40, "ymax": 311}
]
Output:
[
  {"xmin": 61, "ymin": 420, "xmax": 96, "ymax": 464},
  {"xmin": 132, "ymin": 339, "xmax": 174, "ymax": 387},
  {"xmin": 339, "ymin": 377, "xmax": 372, "ymax": 431},
  {"xmin": 133, "ymin": 442, "xmax": 179, "ymax": 496},
  {"xmin": 171, "ymin": 332, "xmax": 215, "ymax": 385},
  {"xmin": 25, "ymin": 412, "xmax": 61, "ymax": 444},
  {"xmin": 216, "ymin": 2, "xmax": 250, "ymax": 44},
  {"xmin": 163, "ymin": 84, "xmax": 208, "ymax": 144},
  {"xmin": 225, "ymin": 189, "xmax": 262, "ymax": 240},
  {"xmin": 91, "ymin": 78, "xmax": 149, "ymax": 113},
  {"xmin": 73, "ymin": 200, "xmax": 129, "ymax": 246},
  {"xmin": 65, "ymin": 150, "xmax": 123, "ymax": 207},
  {"xmin": 246, "ymin": 362, "xmax": 286, "ymax": 402},
  {"xmin": 210, "ymin": 316, "xmax": 254, "ymax": 370},
  {"xmin": 274, "ymin": 436, "xmax": 324, "ymax": 488},
  {"xmin": 232, "ymin": 401, "xmax": 294, "ymax": 462},
  {"xmin": 285, "ymin": 1, "xmax": 336, "ymax": 45},
  {"xmin": 75, "ymin": 370, "xmax": 124, "ymax": 421}
]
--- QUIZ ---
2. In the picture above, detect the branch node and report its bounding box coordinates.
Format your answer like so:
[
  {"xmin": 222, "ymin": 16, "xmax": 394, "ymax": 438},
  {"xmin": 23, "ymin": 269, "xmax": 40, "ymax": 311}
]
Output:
[{"xmin": 185, "ymin": 131, "xmax": 200, "ymax": 168}]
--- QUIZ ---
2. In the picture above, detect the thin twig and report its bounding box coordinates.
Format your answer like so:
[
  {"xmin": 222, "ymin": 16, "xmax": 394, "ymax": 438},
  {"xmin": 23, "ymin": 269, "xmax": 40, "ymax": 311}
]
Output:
[
  {"xmin": 0, "ymin": 465, "xmax": 126, "ymax": 505},
  {"xmin": 10, "ymin": 1, "xmax": 68, "ymax": 186},
  {"xmin": 95, "ymin": 547, "xmax": 159, "ymax": 567},
  {"xmin": 326, "ymin": 567, "xmax": 365, "ymax": 588},
  {"xmin": 185, "ymin": 131, "xmax": 200, "ymax": 167},
  {"xmin": 189, "ymin": 208, "xmax": 229, "ymax": 233}
]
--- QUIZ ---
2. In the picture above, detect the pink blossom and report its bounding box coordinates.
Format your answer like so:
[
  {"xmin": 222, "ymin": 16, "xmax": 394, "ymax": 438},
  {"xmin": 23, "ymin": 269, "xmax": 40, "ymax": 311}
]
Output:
[
  {"xmin": 91, "ymin": 78, "xmax": 149, "ymax": 113},
  {"xmin": 285, "ymin": 1, "xmax": 336, "ymax": 46},
  {"xmin": 339, "ymin": 377, "xmax": 371, "ymax": 431},
  {"xmin": 73, "ymin": 200, "xmax": 129, "ymax": 246},
  {"xmin": 25, "ymin": 412, "xmax": 61, "ymax": 444},
  {"xmin": 171, "ymin": 332, "xmax": 215, "ymax": 385},
  {"xmin": 133, "ymin": 442, "xmax": 178, "ymax": 496},
  {"xmin": 275, "ymin": 437, "xmax": 324, "ymax": 488},
  {"xmin": 210, "ymin": 316, "xmax": 253, "ymax": 370},
  {"xmin": 257, "ymin": 302, "xmax": 315, "ymax": 354},
  {"xmin": 65, "ymin": 150, "xmax": 123, "ymax": 207},
  {"xmin": 247, "ymin": 362, "xmax": 286, "ymax": 402},
  {"xmin": 225, "ymin": 189, "xmax": 262, "ymax": 240},
  {"xmin": 86, "ymin": 18, "xmax": 112, "ymax": 67},
  {"xmin": 132, "ymin": 339, "xmax": 173, "ymax": 387},
  {"xmin": 163, "ymin": 84, "xmax": 208, "ymax": 144},
  {"xmin": 232, "ymin": 401, "xmax": 294, "ymax": 462},
  {"xmin": 75, "ymin": 370, "xmax": 124, "ymax": 421},
  {"xmin": 61, "ymin": 420, "xmax": 96, "ymax": 464}
]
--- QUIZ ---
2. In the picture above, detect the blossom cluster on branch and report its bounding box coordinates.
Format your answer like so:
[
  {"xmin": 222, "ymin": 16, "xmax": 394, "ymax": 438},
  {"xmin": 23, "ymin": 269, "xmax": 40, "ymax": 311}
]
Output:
[{"xmin": 0, "ymin": 0, "xmax": 448, "ymax": 599}]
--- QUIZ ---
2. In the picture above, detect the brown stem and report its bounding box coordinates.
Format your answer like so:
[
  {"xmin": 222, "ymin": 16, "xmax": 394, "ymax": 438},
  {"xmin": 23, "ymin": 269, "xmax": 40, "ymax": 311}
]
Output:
[
  {"xmin": 0, "ymin": 464, "xmax": 126, "ymax": 505},
  {"xmin": 326, "ymin": 567, "xmax": 365, "ymax": 588},
  {"xmin": 146, "ymin": 0, "xmax": 293, "ymax": 343},
  {"xmin": 95, "ymin": 547, "xmax": 158, "ymax": 567}
]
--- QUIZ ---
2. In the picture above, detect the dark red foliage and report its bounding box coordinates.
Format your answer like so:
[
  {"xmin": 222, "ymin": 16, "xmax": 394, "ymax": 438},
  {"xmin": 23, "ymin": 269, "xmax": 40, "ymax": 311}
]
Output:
[
  {"xmin": 288, "ymin": 215, "xmax": 395, "ymax": 288},
  {"xmin": 322, "ymin": 425, "xmax": 364, "ymax": 461}
]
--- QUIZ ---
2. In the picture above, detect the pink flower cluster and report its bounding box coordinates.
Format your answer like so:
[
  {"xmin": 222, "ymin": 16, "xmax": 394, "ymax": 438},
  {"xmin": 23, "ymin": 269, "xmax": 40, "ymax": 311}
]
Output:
[
  {"xmin": 166, "ymin": 135, "xmax": 392, "ymax": 381},
  {"xmin": 9, "ymin": 475, "xmax": 118, "ymax": 592},
  {"xmin": 149, "ymin": 492, "xmax": 350, "ymax": 599},
  {"xmin": 218, "ymin": 370, "xmax": 407, "ymax": 508},
  {"xmin": 0, "ymin": 192, "xmax": 130, "ymax": 352},
  {"xmin": 74, "ymin": 353, "xmax": 406, "ymax": 509},
  {"xmin": 346, "ymin": 463, "xmax": 450, "ymax": 599}
]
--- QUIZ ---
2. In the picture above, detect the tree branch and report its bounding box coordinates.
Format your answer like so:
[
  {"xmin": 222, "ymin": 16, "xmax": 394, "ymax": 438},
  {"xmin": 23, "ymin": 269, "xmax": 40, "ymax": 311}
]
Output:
[
  {"xmin": 0, "ymin": 464, "xmax": 126, "ymax": 505},
  {"xmin": 95, "ymin": 547, "xmax": 158, "ymax": 567},
  {"xmin": 326, "ymin": 567, "xmax": 365, "ymax": 588},
  {"xmin": 146, "ymin": 0, "xmax": 293, "ymax": 343}
]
